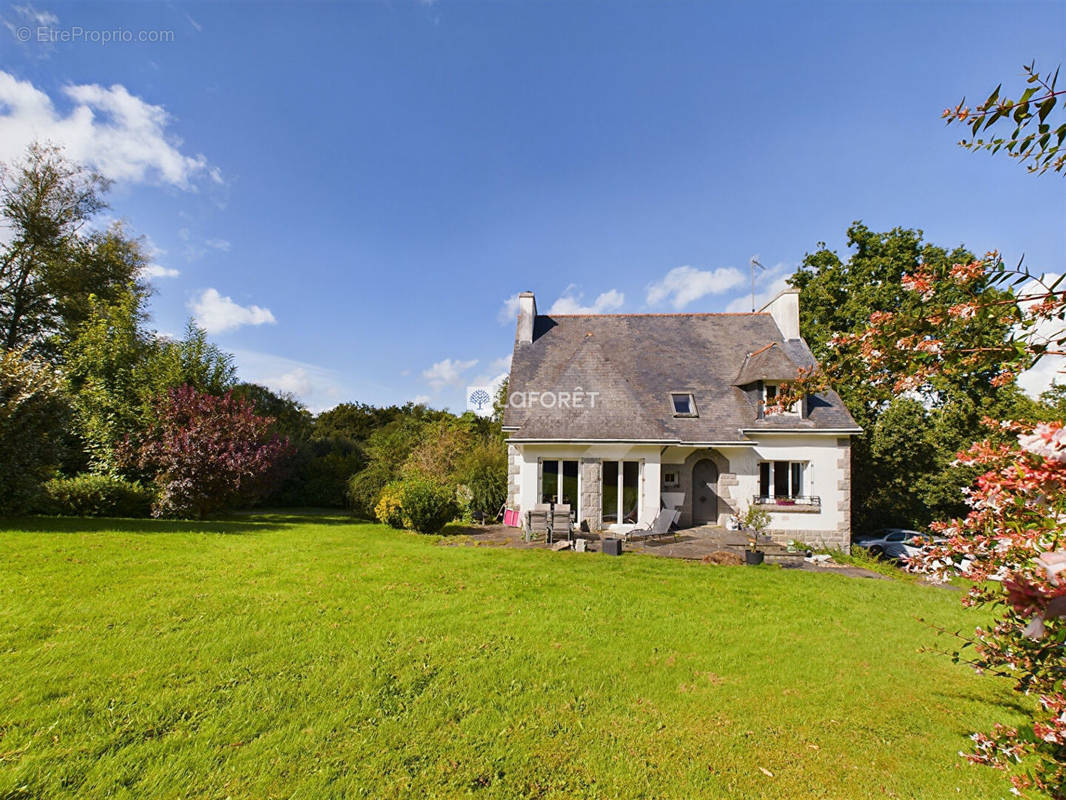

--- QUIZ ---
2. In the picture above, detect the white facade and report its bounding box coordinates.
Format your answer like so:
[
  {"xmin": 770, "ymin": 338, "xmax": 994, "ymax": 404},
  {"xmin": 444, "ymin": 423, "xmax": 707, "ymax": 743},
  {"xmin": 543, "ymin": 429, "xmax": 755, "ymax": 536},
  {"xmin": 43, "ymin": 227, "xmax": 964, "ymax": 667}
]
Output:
[{"xmin": 510, "ymin": 432, "xmax": 852, "ymax": 550}]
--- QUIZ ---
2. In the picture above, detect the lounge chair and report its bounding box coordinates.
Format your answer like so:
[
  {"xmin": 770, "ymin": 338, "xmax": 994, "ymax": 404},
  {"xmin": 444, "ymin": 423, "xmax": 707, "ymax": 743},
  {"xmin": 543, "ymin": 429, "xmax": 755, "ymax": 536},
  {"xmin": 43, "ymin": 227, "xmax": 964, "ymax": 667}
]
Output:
[{"xmin": 624, "ymin": 509, "xmax": 680, "ymax": 544}]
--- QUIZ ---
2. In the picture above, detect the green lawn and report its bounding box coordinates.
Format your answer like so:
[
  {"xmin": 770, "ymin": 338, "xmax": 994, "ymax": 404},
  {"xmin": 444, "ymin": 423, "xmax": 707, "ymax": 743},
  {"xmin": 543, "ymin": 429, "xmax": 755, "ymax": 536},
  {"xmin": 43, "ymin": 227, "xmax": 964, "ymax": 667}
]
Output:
[{"xmin": 0, "ymin": 514, "xmax": 1031, "ymax": 799}]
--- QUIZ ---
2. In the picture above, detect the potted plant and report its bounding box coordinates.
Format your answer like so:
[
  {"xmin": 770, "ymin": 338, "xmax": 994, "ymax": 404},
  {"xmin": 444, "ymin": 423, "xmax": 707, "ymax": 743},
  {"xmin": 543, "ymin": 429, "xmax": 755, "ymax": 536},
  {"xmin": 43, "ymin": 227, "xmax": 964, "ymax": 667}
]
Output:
[{"xmin": 741, "ymin": 505, "xmax": 771, "ymax": 565}]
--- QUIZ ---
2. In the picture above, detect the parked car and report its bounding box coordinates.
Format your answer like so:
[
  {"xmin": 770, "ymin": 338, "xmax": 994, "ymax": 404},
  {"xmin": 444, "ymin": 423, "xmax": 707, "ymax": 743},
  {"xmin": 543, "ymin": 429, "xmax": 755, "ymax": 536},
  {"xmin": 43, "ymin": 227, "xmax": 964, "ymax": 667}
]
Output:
[{"xmin": 854, "ymin": 528, "xmax": 939, "ymax": 561}]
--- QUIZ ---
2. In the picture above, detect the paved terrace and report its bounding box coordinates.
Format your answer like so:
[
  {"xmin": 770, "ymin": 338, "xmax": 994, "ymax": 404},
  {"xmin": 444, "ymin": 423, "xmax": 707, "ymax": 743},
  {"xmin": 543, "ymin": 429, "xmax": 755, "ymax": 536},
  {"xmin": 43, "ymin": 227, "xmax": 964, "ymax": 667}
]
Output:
[{"xmin": 441, "ymin": 524, "xmax": 890, "ymax": 580}]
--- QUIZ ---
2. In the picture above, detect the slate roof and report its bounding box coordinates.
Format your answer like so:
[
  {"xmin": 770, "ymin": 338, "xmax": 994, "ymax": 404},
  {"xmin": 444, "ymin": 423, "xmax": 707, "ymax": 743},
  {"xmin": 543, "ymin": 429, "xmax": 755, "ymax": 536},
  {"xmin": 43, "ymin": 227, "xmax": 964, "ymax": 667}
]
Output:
[{"xmin": 503, "ymin": 312, "xmax": 859, "ymax": 442}]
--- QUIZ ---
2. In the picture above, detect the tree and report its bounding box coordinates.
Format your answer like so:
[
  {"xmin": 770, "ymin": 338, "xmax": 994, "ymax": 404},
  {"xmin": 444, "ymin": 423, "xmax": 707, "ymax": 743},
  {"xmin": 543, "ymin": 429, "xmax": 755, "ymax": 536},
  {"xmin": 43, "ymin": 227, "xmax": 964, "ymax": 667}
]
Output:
[
  {"xmin": 945, "ymin": 61, "xmax": 1065, "ymax": 175},
  {"xmin": 125, "ymin": 386, "xmax": 292, "ymax": 519},
  {"xmin": 824, "ymin": 253, "xmax": 1066, "ymax": 797},
  {"xmin": 64, "ymin": 292, "xmax": 236, "ymax": 474},
  {"xmin": 788, "ymin": 223, "xmax": 1021, "ymax": 530},
  {"xmin": 0, "ymin": 347, "xmax": 69, "ymax": 514},
  {"xmin": 0, "ymin": 143, "xmax": 146, "ymax": 357}
]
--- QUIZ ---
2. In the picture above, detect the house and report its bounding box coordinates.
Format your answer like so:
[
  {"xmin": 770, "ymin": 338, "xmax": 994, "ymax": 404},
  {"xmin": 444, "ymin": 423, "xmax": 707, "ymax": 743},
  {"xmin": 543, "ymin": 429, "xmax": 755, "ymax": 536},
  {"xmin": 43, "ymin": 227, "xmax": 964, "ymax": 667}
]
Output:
[{"xmin": 501, "ymin": 289, "xmax": 861, "ymax": 551}]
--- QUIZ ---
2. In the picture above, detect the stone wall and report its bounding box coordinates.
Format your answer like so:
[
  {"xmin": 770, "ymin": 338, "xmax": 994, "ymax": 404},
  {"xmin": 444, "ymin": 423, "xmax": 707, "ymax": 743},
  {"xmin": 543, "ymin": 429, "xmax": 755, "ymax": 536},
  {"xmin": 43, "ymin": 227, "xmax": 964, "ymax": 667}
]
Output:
[
  {"xmin": 671, "ymin": 449, "xmax": 736, "ymax": 527},
  {"xmin": 766, "ymin": 527, "xmax": 850, "ymax": 552},
  {"xmin": 506, "ymin": 444, "xmax": 520, "ymax": 510},
  {"xmin": 580, "ymin": 458, "xmax": 602, "ymax": 531},
  {"xmin": 835, "ymin": 436, "xmax": 852, "ymax": 553}
]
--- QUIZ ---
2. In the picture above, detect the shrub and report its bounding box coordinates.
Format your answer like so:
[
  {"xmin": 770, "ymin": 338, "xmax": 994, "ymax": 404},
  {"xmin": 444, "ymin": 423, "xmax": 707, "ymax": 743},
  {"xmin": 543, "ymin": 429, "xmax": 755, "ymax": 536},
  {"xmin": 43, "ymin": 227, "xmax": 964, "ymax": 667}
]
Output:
[
  {"xmin": 125, "ymin": 386, "xmax": 291, "ymax": 519},
  {"xmin": 0, "ymin": 349, "xmax": 69, "ymax": 515},
  {"xmin": 398, "ymin": 479, "xmax": 458, "ymax": 534},
  {"xmin": 37, "ymin": 474, "xmax": 155, "ymax": 518},
  {"xmin": 467, "ymin": 463, "xmax": 506, "ymax": 518},
  {"xmin": 374, "ymin": 482, "xmax": 406, "ymax": 529}
]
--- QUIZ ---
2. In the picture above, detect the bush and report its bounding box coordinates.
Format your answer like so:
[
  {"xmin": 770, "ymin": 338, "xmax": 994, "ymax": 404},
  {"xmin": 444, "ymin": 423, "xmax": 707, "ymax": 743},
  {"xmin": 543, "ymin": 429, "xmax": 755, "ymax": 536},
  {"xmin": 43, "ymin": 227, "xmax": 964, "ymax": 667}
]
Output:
[
  {"xmin": 374, "ymin": 482, "xmax": 406, "ymax": 529},
  {"xmin": 467, "ymin": 464, "xmax": 506, "ymax": 518},
  {"xmin": 0, "ymin": 349, "xmax": 69, "ymax": 515},
  {"xmin": 37, "ymin": 474, "xmax": 155, "ymax": 517},
  {"xmin": 398, "ymin": 479, "xmax": 458, "ymax": 534},
  {"xmin": 347, "ymin": 464, "xmax": 392, "ymax": 519}
]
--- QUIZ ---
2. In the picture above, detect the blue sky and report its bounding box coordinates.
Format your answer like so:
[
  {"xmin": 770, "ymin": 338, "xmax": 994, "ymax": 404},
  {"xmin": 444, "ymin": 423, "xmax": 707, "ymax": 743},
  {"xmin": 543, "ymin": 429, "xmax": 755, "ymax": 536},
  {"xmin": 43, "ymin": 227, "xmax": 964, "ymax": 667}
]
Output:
[{"xmin": 1, "ymin": 1, "xmax": 1063, "ymax": 411}]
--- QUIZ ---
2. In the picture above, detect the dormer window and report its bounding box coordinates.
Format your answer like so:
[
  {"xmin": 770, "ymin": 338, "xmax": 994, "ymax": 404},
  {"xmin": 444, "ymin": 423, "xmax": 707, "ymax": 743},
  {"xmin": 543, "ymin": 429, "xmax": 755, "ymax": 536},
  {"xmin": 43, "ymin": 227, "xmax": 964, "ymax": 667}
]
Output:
[
  {"xmin": 671, "ymin": 393, "xmax": 698, "ymax": 417},
  {"xmin": 763, "ymin": 383, "xmax": 801, "ymax": 416}
]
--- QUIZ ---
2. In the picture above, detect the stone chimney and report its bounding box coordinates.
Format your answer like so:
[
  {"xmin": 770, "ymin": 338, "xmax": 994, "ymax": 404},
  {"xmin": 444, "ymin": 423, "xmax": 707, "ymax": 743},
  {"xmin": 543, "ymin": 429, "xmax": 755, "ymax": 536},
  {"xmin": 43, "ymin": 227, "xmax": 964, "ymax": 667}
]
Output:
[
  {"xmin": 516, "ymin": 291, "xmax": 537, "ymax": 344},
  {"xmin": 759, "ymin": 288, "xmax": 801, "ymax": 340}
]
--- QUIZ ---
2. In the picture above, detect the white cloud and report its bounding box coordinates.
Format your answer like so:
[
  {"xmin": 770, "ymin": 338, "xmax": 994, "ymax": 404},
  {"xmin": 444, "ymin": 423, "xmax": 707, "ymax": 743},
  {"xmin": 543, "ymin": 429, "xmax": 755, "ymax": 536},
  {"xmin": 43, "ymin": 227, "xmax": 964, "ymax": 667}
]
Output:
[
  {"xmin": 268, "ymin": 367, "xmax": 312, "ymax": 398},
  {"xmin": 1017, "ymin": 274, "xmax": 1066, "ymax": 398},
  {"xmin": 0, "ymin": 71, "xmax": 217, "ymax": 189},
  {"xmin": 11, "ymin": 4, "xmax": 58, "ymax": 26},
  {"xmin": 412, "ymin": 394, "xmax": 432, "ymax": 405},
  {"xmin": 548, "ymin": 286, "xmax": 624, "ymax": 315},
  {"xmin": 725, "ymin": 262, "xmax": 795, "ymax": 313},
  {"xmin": 230, "ymin": 348, "xmax": 351, "ymax": 413},
  {"xmin": 422, "ymin": 357, "xmax": 478, "ymax": 390},
  {"xmin": 139, "ymin": 263, "xmax": 180, "ymax": 280},
  {"xmin": 189, "ymin": 288, "xmax": 276, "ymax": 334},
  {"xmin": 490, "ymin": 353, "xmax": 512, "ymax": 374},
  {"xmin": 205, "ymin": 238, "xmax": 231, "ymax": 252},
  {"xmin": 497, "ymin": 293, "xmax": 521, "ymax": 324},
  {"xmin": 646, "ymin": 265, "xmax": 745, "ymax": 310}
]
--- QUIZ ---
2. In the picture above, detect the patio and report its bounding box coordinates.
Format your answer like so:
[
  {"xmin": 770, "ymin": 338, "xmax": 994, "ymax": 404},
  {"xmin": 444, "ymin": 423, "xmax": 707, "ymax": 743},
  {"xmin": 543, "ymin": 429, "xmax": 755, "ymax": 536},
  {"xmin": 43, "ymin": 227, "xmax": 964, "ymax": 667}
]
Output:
[{"xmin": 441, "ymin": 523, "xmax": 888, "ymax": 577}]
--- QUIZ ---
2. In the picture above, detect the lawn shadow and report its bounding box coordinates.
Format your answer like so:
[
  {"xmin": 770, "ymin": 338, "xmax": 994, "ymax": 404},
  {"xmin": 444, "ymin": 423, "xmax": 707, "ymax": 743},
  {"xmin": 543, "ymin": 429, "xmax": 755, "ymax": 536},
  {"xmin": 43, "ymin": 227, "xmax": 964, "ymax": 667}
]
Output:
[
  {"xmin": 933, "ymin": 687, "xmax": 1034, "ymax": 720},
  {"xmin": 0, "ymin": 516, "xmax": 291, "ymax": 536},
  {"xmin": 225, "ymin": 508, "xmax": 369, "ymax": 527}
]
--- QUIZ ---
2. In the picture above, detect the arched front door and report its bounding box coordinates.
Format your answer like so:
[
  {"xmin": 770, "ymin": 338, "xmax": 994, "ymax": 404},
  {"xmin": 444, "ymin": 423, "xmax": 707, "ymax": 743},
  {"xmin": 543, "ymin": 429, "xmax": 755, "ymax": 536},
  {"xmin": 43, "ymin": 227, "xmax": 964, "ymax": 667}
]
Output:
[{"xmin": 692, "ymin": 459, "xmax": 720, "ymax": 525}]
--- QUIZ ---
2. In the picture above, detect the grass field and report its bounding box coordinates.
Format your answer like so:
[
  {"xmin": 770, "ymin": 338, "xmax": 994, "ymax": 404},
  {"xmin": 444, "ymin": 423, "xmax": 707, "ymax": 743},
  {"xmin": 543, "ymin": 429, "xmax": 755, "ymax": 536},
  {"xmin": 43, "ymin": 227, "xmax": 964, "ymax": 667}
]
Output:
[{"xmin": 0, "ymin": 514, "xmax": 1032, "ymax": 799}]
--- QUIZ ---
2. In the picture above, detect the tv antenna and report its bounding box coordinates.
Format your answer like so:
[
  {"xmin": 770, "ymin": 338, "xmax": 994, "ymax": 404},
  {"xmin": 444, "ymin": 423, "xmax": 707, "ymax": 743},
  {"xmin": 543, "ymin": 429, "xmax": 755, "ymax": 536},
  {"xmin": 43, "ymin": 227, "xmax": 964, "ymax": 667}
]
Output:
[{"xmin": 749, "ymin": 255, "xmax": 765, "ymax": 312}]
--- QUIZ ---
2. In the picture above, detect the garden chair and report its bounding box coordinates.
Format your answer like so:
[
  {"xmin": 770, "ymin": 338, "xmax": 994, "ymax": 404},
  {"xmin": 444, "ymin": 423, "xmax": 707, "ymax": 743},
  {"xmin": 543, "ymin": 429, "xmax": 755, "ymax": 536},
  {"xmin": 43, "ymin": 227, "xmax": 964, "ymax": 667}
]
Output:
[
  {"xmin": 550, "ymin": 503, "xmax": 573, "ymax": 543},
  {"xmin": 524, "ymin": 505, "xmax": 551, "ymax": 542}
]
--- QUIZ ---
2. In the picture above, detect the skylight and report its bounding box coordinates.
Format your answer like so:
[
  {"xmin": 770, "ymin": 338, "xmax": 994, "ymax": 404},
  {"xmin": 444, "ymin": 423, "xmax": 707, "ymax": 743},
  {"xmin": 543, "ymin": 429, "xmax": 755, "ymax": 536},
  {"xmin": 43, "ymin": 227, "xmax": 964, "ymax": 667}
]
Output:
[{"xmin": 671, "ymin": 393, "xmax": 697, "ymax": 417}]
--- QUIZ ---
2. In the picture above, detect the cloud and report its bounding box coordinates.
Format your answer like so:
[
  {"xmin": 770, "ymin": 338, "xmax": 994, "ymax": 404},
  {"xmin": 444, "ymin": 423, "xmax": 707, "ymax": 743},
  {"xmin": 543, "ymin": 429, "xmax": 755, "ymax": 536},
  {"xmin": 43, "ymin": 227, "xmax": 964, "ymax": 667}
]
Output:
[
  {"xmin": 230, "ymin": 348, "xmax": 350, "ymax": 413},
  {"xmin": 412, "ymin": 394, "xmax": 432, "ymax": 405},
  {"xmin": 268, "ymin": 367, "xmax": 311, "ymax": 398},
  {"xmin": 139, "ymin": 263, "xmax": 180, "ymax": 280},
  {"xmin": 205, "ymin": 238, "xmax": 231, "ymax": 252},
  {"xmin": 497, "ymin": 293, "xmax": 521, "ymax": 324},
  {"xmin": 724, "ymin": 262, "xmax": 795, "ymax": 313},
  {"xmin": 1017, "ymin": 274, "xmax": 1066, "ymax": 398},
  {"xmin": 646, "ymin": 265, "xmax": 745, "ymax": 310},
  {"xmin": 490, "ymin": 354, "xmax": 512, "ymax": 374},
  {"xmin": 189, "ymin": 288, "xmax": 276, "ymax": 334},
  {"xmin": 422, "ymin": 357, "xmax": 477, "ymax": 390},
  {"xmin": 11, "ymin": 4, "xmax": 58, "ymax": 26},
  {"xmin": 548, "ymin": 286, "xmax": 624, "ymax": 315},
  {"xmin": 0, "ymin": 71, "xmax": 217, "ymax": 189}
]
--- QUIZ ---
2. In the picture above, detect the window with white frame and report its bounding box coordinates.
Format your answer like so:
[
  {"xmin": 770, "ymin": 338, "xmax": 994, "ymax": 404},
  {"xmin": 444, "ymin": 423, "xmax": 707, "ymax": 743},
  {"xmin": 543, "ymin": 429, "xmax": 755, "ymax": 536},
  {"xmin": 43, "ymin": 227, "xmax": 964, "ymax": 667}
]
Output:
[
  {"xmin": 762, "ymin": 383, "xmax": 801, "ymax": 416},
  {"xmin": 540, "ymin": 460, "xmax": 579, "ymax": 507},
  {"xmin": 663, "ymin": 470, "xmax": 680, "ymax": 488},
  {"xmin": 758, "ymin": 460, "xmax": 807, "ymax": 500}
]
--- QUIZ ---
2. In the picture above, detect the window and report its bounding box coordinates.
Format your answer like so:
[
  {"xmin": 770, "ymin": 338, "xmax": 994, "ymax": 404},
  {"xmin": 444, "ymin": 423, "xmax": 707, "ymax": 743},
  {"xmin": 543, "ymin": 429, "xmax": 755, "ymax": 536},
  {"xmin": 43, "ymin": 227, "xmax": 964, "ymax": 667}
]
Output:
[
  {"xmin": 602, "ymin": 459, "xmax": 641, "ymax": 523},
  {"xmin": 540, "ymin": 459, "xmax": 579, "ymax": 506},
  {"xmin": 762, "ymin": 383, "xmax": 801, "ymax": 416},
  {"xmin": 663, "ymin": 471, "xmax": 680, "ymax": 488},
  {"xmin": 671, "ymin": 393, "xmax": 697, "ymax": 417},
  {"xmin": 759, "ymin": 460, "xmax": 807, "ymax": 500}
]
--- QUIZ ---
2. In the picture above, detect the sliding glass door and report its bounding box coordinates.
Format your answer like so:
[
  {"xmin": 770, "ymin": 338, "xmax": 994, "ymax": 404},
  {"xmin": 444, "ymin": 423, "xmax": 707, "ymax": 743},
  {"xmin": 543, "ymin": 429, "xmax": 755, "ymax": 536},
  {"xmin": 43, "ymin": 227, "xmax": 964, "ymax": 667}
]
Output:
[{"xmin": 602, "ymin": 460, "xmax": 640, "ymax": 524}]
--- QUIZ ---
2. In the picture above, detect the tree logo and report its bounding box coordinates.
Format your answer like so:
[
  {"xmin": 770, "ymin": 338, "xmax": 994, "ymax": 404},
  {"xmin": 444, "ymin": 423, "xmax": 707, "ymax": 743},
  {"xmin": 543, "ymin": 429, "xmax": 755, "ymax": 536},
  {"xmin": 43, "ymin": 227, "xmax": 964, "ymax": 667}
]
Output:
[{"xmin": 466, "ymin": 386, "xmax": 492, "ymax": 415}]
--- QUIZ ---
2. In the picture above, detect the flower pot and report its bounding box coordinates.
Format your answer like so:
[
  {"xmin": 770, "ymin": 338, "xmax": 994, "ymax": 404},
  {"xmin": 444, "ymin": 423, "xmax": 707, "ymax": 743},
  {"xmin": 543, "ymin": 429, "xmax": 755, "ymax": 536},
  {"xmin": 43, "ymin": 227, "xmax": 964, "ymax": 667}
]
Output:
[{"xmin": 744, "ymin": 549, "xmax": 765, "ymax": 565}]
